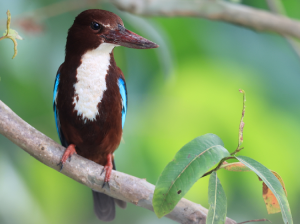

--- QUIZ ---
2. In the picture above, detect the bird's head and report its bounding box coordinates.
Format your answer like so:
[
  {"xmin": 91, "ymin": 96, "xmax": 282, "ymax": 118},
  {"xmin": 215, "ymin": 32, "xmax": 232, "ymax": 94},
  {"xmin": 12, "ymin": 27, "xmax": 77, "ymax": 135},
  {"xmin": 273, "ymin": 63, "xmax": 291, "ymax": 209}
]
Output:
[{"xmin": 65, "ymin": 9, "xmax": 158, "ymax": 55}]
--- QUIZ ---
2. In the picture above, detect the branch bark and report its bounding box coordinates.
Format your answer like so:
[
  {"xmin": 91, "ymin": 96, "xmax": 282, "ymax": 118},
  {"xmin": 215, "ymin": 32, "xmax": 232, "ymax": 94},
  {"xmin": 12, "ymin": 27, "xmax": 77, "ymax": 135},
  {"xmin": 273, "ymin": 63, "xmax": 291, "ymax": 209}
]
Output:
[
  {"xmin": 111, "ymin": 0, "xmax": 300, "ymax": 39},
  {"xmin": 0, "ymin": 100, "xmax": 236, "ymax": 224},
  {"xmin": 265, "ymin": 0, "xmax": 300, "ymax": 59},
  {"xmin": 3, "ymin": 0, "xmax": 300, "ymax": 40}
]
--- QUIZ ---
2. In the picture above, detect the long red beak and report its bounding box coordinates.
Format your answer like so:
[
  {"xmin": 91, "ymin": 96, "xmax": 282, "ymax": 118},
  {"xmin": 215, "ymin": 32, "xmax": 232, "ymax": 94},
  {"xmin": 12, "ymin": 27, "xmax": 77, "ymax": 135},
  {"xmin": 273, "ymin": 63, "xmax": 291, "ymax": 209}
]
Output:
[{"xmin": 101, "ymin": 28, "xmax": 158, "ymax": 49}]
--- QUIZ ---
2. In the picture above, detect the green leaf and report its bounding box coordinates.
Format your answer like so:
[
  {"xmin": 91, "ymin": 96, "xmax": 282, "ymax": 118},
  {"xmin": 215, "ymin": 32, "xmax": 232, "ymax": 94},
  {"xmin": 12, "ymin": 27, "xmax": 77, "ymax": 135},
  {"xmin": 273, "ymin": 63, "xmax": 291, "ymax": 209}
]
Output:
[
  {"xmin": 3, "ymin": 28, "xmax": 23, "ymax": 40},
  {"xmin": 153, "ymin": 134, "xmax": 230, "ymax": 218},
  {"xmin": 207, "ymin": 172, "xmax": 227, "ymax": 224},
  {"xmin": 236, "ymin": 156, "xmax": 293, "ymax": 224}
]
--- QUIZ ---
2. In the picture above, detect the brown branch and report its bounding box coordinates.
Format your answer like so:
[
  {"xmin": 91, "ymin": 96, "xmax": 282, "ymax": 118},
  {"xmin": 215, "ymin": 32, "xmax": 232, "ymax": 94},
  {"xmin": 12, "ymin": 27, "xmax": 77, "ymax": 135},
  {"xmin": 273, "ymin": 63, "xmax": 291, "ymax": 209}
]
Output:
[
  {"xmin": 0, "ymin": 100, "xmax": 236, "ymax": 224},
  {"xmin": 2, "ymin": 0, "xmax": 300, "ymax": 40},
  {"xmin": 112, "ymin": 0, "xmax": 300, "ymax": 39}
]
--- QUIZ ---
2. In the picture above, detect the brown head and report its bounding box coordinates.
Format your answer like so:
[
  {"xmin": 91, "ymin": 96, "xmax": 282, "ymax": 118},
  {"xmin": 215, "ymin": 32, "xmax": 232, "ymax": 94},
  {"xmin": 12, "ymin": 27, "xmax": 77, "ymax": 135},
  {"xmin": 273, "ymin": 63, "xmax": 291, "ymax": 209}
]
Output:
[{"xmin": 65, "ymin": 9, "xmax": 158, "ymax": 56}]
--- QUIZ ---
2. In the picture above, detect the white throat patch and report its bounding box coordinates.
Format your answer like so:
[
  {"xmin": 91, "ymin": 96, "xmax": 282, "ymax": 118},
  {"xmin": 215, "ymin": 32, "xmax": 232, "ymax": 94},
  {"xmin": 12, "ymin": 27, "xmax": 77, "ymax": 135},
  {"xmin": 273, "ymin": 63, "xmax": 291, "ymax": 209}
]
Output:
[{"xmin": 73, "ymin": 43, "xmax": 117, "ymax": 122}]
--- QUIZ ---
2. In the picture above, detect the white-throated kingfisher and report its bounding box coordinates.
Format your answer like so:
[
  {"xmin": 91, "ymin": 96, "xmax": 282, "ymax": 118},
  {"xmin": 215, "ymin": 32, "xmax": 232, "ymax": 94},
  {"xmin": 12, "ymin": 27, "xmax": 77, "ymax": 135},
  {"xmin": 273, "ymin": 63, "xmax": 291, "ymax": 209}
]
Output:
[{"xmin": 53, "ymin": 9, "xmax": 158, "ymax": 221}]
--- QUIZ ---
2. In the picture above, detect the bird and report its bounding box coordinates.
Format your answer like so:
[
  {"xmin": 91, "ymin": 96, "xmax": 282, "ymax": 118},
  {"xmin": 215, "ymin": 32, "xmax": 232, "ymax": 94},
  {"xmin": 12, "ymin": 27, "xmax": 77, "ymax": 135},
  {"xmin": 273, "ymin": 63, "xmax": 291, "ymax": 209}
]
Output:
[{"xmin": 53, "ymin": 9, "xmax": 158, "ymax": 222}]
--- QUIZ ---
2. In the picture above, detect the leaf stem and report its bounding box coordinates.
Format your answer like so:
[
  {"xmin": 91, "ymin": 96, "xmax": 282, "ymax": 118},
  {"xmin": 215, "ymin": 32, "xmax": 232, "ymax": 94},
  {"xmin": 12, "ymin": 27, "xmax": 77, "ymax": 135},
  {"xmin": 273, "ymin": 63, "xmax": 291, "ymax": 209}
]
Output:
[
  {"xmin": 202, "ymin": 157, "xmax": 236, "ymax": 178},
  {"xmin": 0, "ymin": 36, "xmax": 7, "ymax": 41}
]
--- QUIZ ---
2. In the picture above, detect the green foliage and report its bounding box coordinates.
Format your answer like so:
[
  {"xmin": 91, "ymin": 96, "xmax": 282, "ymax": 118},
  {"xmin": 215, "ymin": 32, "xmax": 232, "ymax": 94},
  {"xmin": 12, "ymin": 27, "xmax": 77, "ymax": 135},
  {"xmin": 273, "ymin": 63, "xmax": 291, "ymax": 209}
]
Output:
[
  {"xmin": 207, "ymin": 172, "xmax": 227, "ymax": 224},
  {"xmin": 153, "ymin": 133, "xmax": 293, "ymax": 223},
  {"xmin": 220, "ymin": 161, "xmax": 288, "ymax": 214},
  {"xmin": 153, "ymin": 90, "xmax": 293, "ymax": 224},
  {"xmin": 237, "ymin": 156, "xmax": 293, "ymax": 224},
  {"xmin": 153, "ymin": 134, "xmax": 230, "ymax": 218}
]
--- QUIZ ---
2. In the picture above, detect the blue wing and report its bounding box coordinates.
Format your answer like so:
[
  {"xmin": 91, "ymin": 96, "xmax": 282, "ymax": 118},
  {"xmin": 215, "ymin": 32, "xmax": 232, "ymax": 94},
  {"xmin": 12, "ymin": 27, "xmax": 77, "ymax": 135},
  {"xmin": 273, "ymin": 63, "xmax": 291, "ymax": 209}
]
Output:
[
  {"xmin": 53, "ymin": 71, "xmax": 68, "ymax": 147},
  {"xmin": 118, "ymin": 77, "xmax": 127, "ymax": 129}
]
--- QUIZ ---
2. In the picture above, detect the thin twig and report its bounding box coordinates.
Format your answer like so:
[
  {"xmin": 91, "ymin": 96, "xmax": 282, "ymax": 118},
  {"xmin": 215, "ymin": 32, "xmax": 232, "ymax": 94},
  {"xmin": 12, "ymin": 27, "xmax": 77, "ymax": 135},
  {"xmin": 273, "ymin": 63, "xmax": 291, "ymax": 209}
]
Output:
[
  {"xmin": 231, "ymin": 89, "xmax": 246, "ymax": 156},
  {"xmin": 202, "ymin": 157, "xmax": 236, "ymax": 178},
  {"xmin": 202, "ymin": 90, "xmax": 247, "ymax": 177},
  {"xmin": 0, "ymin": 10, "xmax": 11, "ymax": 41},
  {"xmin": 0, "ymin": 10, "xmax": 22, "ymax": 59}
]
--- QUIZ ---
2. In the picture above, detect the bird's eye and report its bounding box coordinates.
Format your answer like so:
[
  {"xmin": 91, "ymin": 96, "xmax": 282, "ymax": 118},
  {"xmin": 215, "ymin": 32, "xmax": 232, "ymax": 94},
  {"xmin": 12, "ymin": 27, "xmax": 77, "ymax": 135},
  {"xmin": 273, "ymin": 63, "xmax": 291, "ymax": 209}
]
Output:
[
  {"xmin": 118, "ymin": 24, "xmax": 125, "ymax": 31},
  {"xmin": 91, "ymin": 22, "xmax": 101, "ymax": 31}
]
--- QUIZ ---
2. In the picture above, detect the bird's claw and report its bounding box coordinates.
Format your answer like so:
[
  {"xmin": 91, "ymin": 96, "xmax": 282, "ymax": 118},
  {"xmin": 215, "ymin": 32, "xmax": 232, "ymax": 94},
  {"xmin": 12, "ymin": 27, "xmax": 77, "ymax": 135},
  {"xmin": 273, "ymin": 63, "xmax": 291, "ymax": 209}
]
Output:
[
  {"xmin": 57, "ymin": 144, "xmax": 77, "ymax": 172},
  {"xmin": 102, "ymin": 181, "xmax": 110, "ymax": 189},
  {"xmin": 57, "ymin": 161, "xmax": 64, "ymax": 172},
  {"xmin": 100, "ymin": 154, "xmax": 113, "ymax": 189}
]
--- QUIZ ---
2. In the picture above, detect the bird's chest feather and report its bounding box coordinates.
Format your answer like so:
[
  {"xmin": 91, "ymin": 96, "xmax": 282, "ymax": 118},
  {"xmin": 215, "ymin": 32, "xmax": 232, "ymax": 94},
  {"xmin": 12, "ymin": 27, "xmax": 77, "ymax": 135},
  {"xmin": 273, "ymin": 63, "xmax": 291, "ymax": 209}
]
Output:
[
  {"xmin": 73, "ymin": 44, "xmax": 113, "ymax": 121},
  {"xmin": 57, "ymin": 44, "xmax": 123, "ymax": 158}
]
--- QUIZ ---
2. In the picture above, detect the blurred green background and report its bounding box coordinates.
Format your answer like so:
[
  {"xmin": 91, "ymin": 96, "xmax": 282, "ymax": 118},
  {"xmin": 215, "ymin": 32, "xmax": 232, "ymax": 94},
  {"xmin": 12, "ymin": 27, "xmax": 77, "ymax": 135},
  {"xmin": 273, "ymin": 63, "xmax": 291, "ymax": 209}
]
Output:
[{"xmin": 1, "ymin": 0, "xmax": 300, "ymax": 223}]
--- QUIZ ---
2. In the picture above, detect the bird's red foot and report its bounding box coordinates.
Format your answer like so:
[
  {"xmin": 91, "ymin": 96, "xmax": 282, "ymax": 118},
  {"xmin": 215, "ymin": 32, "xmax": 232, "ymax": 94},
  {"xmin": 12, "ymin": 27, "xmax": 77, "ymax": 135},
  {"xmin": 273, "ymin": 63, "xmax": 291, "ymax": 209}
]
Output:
[
  {"xmin": 57, "ymin": 144, "xmax": 77, "ymax": 171},
  {"xmin": 100, "ymin": 154, "xmax": 113, "ymax": 188}
]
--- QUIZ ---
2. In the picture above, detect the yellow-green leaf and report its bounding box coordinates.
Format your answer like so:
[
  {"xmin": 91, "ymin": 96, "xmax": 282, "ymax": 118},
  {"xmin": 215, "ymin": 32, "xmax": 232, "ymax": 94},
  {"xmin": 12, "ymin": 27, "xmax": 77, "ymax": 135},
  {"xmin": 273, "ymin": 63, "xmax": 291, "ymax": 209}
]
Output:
[
  {"xmin": 261, "ymin": 171, "xmax": 288, "ymax": 214},
  {"xmin": 221, "ymin": 162, "xmax": 251, "ymax": 172},
  {"xmin": 237, "ymin": 156, "xmax": 293, "ymax": 224}
]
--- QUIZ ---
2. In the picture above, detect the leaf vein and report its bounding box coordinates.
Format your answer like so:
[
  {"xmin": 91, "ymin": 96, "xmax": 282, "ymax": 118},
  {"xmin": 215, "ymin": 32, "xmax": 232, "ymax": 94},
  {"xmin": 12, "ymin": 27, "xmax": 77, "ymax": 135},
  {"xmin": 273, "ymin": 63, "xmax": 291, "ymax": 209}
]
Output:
[
  {"xmin": 238, "ymin": 158, "xmax": 287, "ymax": 222},
  {"xmin": 158, "ymin": 144, "xmax": 223, "ymax": 211},
  {"xmin": 212, "ymin": 173, "xmax": 218, "ymax": 224}
]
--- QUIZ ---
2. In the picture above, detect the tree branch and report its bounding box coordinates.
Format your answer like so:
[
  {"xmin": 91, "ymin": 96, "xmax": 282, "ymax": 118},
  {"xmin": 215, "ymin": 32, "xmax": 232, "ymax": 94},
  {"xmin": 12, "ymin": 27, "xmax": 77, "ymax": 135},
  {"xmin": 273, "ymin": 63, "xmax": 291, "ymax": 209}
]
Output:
[
  {"xmin": 2, "ymin": 0, "xmax": 300, "ymax": 40},
  {"xmin": 0, "ymin": 100, "xmax": 236, "ymax": 224},
  {"xmin": 112, "ymin": 0, "xmax": 300, "ymax": 39},
  {"xmin": 265, "ymin": 0, "xmax": 300, "ymax": 59}
]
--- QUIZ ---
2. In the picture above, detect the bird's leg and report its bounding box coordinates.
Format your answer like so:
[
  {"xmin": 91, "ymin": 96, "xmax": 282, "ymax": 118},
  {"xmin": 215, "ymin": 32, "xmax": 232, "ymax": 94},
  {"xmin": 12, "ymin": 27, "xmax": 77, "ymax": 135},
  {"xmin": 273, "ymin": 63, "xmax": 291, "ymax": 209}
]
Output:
[
  {"xmin": 57, "ymin": 144, "xmax": 77, "ymax": 171},
  {"xmin": 100, "ymin": 153, "xmax": 113, "ymax": 188}
]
